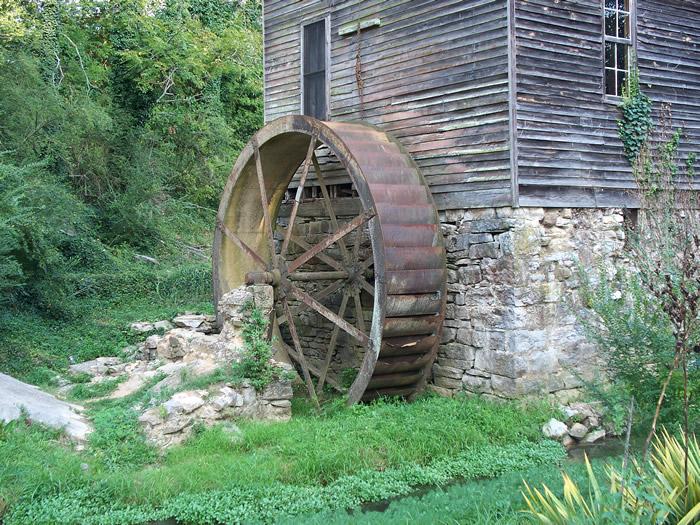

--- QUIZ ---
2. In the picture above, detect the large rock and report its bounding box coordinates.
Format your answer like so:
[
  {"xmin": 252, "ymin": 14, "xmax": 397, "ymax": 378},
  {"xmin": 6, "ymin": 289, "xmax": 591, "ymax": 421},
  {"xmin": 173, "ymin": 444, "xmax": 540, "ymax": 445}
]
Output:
[
  {"xmin": 156, "ymin": 329, "xmax": 240, "ymax": 363},
  {"xmin": 542, "ymin": 418, "xmax": 568, "ymax": 439},
  {"xmin": 581, "ymin": 429, "xmax": 606, "ymax": 444},
  {"xmin": 69, "ymin": 357, "xmax": 123, "ymax": 377},
  {"xmin": 172, "ymin": 314, "xmax": 215, "ymax": 333},
  {"xmin": 568, "ymin": 422, "xmax": 588, "ymax": 440},
  {"xmin": 0, "ymin": 373, "xmax": 92, "ymax": 442}
]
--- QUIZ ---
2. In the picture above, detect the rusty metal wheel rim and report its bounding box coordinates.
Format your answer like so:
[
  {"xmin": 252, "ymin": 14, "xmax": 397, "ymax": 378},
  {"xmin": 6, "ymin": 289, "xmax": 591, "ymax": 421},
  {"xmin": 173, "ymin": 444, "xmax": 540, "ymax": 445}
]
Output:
[{"xmin": 213, "ymin": 115, "xmax": 446, "ymax": 404}]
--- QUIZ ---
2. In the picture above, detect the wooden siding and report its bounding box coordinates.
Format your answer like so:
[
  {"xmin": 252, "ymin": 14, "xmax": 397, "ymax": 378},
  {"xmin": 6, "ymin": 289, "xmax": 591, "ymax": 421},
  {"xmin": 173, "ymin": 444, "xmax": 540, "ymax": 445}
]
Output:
[
  {"xmin": 264, "ymin": 0, "xmax": 514, "ymax": 210},
  {"xmin": 514, "ymin": 0, "xmax": 700, "ymax": 207}
]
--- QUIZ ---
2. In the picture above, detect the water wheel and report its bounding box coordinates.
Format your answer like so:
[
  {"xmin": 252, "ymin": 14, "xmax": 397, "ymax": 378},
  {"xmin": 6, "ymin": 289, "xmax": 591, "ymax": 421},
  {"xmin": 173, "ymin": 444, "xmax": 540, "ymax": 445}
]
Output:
[{"xmin": 213, "ymin": 116, "xmax": 446, "ymax": 404}]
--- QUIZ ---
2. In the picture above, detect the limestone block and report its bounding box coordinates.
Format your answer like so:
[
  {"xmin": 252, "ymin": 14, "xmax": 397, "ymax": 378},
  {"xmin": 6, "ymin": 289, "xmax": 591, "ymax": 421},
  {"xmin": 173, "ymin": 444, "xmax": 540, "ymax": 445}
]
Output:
[
  {"xmin": 438, "ymin": 358, "xmax": 473, "ymax": 370},
  {"xmin": 154, "ymin": 320, "xmax": 174, "ymax": 331},
  {"xmin": 164, "ymin": 391, "xmax": 206, "ymax": 415},
  {"xmin": 432, "ymin": 364, "xmax": 463, "ymax": 380},
  {"xmin": 542, "ymin": 418, "xmax": 568, "ymax": 439},
  {"xmin": 568, "ymin": 423, "xmax": 588, "ymax": 440},
  {"xmin": 172, "ymin": 314, "xmax": 215, "ymax": 333},
  {"xmin": 469, "ymin": 242, "xmax": 499, "ymax": 259},
  {"xmin": 138, "ymin": 408, "xmax": 165, "ymax": 427},
  {"xmin": 145, "ymin": 335, "xmax": 162, "ymax": 350},
  {"xmin": 462, "ymin": 373, "xmax": 491, "ymax": 393},
  {"xmin": 470, "ymin": 218, "xmax": 513, "ymax": 234},
  {"xmin": 455, "ymin": 327, "xmax": 474, "ymax": 346},
  {"xmin": 581, "ymin": 429, "xmax": 606, "ymax": 444},
  {"xmin": 259, "ymin": 381, "xmax": 293, "ymax": 401},
  {"xmin": 69, "ymin": 357, "xmax": 123, "ymax": 378},
  {"xmin": 130, "ymin": 322, "xmax": 154, "ymax": 333},
  {"xmin": 458, "ymin": 266, "xmax": 482, "ymax": 285},
  {"xmin": 439, "ymin": 344, "xmax": 475, "ymax": 364},
  {"xmin": 162, "ymin": 416, "xmax": 192, "ymax": 435},
  {"xmin": 434, "ymin": 375, "xmax": 462, "ymax": 390}
]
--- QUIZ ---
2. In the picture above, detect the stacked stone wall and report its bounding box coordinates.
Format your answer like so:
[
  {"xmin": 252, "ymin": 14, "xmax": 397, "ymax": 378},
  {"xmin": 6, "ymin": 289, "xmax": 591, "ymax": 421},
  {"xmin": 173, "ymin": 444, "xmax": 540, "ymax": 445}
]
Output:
[{"xmin": 432, "ymin": 206, "xmax": 627, "ymax": 400}]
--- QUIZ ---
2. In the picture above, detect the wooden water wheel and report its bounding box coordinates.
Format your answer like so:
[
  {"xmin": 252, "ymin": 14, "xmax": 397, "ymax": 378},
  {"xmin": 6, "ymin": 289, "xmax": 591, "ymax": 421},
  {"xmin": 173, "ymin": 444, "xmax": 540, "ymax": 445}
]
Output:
[{"xmin": 213, "ymin": 116, "xmax": 446, "ymax": 404}]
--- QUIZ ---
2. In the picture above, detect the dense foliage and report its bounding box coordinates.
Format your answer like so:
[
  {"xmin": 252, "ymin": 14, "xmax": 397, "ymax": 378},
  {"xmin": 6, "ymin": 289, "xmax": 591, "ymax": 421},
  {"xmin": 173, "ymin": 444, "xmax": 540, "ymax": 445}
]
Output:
[
  {"xmin": 618, "ymin": 68, "xmax": 653, "ymax": 165},
  {"xmin": 0, "ymin": 0, "xmax": 263, "ymax": 314}
]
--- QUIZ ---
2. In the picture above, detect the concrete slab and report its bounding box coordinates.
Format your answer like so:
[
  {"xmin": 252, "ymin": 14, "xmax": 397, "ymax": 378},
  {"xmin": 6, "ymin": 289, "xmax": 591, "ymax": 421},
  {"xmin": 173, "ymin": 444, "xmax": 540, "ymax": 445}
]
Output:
[{"xmin": 0, "ymin": 372, "xmax": 92, "ymax": 441}]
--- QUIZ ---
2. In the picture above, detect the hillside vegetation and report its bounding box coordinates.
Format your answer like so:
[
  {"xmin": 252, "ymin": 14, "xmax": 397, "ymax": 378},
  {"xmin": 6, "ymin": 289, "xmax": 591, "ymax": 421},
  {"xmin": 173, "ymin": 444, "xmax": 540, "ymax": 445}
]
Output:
[{"xmin": 0, "ymin": 0, "xmax": 263, "ymax": 382}]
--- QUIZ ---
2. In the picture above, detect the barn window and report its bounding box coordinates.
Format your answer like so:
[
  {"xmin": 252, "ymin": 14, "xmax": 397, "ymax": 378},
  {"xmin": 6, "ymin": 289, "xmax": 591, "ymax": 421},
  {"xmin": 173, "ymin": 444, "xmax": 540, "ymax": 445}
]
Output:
[
  {"xmin": 604, "ymin": 0, "xmax": 633, "ymax": 97},
  {"xmin": 302, "ymin": 19, "xmax": 328, "ymax": 120}
]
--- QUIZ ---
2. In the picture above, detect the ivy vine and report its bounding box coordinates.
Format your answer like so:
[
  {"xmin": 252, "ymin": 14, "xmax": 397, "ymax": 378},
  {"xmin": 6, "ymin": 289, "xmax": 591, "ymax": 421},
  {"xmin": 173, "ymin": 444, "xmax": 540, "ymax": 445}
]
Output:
[{"xmin": 617, "ymin": 66, "xmax": 653, "ymax": 165}]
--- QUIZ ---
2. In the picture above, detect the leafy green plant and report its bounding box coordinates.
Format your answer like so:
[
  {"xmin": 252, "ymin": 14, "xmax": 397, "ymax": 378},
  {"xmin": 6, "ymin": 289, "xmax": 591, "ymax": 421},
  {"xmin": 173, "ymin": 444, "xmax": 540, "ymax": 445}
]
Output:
[
  {"xmin": 88, "ymin": 406, "xmax": 157, "ymax": 471},
  {"xmin": 618, "ymin": 66, "xmax": 653, "ymax": 165},
  {"xmin": 237, "ymin": 303, "xmax": 287, "ymax": 391},
  {"xmin": 69, "ymin": 375, "xmax": 125, "ymax": 400},
  {"xmin": 523, "ymin": 430, "xmax": 700, "ymax": 525}
]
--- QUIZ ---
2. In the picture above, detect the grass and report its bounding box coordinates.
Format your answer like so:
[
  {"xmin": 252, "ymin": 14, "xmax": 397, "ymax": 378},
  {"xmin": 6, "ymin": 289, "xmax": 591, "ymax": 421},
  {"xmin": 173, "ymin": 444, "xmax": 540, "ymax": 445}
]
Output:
[
  {"xmin": 0, "ymin": 394, "xmax": 564, "ymax": 524},
  {"xmin": 0, "ymin": 258, "xmax": 212, "ymax": 387}
]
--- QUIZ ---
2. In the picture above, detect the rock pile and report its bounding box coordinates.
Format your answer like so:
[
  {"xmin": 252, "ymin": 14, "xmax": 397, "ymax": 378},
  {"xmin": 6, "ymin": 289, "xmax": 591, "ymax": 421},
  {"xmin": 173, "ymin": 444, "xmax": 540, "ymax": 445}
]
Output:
[
  {"xmin": 542, "ymin": 401, "xmax": 613, "ymax": 448},
  {"xmin": 138, "ymin": 379, "xmax": 293, "ymax": 448},
  {"xmin": 58, "ymin": 284, "xmax": 294, "ymax": 449}
]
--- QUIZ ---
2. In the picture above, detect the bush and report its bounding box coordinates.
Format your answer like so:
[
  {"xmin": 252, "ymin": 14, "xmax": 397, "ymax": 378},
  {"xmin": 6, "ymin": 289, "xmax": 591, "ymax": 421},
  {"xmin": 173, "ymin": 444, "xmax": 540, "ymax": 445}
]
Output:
[
  {"xmin": 523, "ymin": 430, "xmax": 700, "ymax": 525},
  {"xmin": 0, "ymin": 159, "xmax": 103, "ymax": 313}
]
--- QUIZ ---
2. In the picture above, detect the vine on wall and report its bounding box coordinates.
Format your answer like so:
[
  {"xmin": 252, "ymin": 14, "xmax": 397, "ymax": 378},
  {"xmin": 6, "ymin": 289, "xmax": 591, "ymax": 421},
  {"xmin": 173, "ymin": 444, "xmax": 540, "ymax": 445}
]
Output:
[{"xmin": 618, "ymin": 66, "xmax": 653, "ymax": 165}]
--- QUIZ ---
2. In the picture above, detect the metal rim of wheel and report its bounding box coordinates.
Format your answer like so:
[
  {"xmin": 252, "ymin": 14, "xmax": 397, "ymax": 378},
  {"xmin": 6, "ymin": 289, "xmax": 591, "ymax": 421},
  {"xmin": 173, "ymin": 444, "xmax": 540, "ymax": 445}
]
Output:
[{"xmin": 213, "ymin": 115, "xmax": 446, "ymax": 405}]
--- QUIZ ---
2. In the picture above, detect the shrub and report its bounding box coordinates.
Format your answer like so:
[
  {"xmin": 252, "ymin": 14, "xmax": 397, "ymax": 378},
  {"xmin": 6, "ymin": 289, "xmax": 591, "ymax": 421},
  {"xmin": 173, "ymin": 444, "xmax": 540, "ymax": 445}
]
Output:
[
  {"xmin": 237, "ymin": 304, "xmax": 290, "ymax": 391},
  {"xmin": 523, "ymin": 430, "xmax": 700, "ymax": 525}
]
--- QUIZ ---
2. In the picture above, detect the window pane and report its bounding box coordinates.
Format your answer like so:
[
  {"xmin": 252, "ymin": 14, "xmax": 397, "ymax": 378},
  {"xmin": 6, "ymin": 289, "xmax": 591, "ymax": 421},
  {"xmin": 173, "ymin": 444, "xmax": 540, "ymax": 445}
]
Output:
[
  {"xmin": 303, "ymin": 21, "xmax": 326, "ymax": 75},
  {"xmin": 617, "ymin": 0, "xmax": 628, "ymax": 11},
  {"xmin": 605, "ymin": 0, "xmax": 616, "ymax": 9},
  {"xmin": 605, "ymin": 42, "xmax": 614, "ymax": 68},
  {"xmin": 617, "ymin": 70, "xmax": 627, "ymax": 95},
  {"xmin": 303, "ymin": 72, "xmax": 326, "ymax": 120},
  {"xmin": 606, "ymin": 68, "xmax": 617, "ymax": 95},
  {"xmin": 617, "ymin": 13, "xmax": 629, "ymax": 38},
  {"xmin": 616, "ymin": 42, "xmax": 628, "ymax": 70},
  {"xmin": 605, "ymin": 9, "xmax": 616, "ymax": 36}
]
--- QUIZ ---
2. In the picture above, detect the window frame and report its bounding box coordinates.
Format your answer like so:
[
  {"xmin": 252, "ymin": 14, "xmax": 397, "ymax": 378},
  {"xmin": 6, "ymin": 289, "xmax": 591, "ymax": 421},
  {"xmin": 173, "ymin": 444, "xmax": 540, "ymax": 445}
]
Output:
[
  {"xmin": 300, "ymin": 15, "xmax": 331, "ymax": 120},
  {"xmin": 602, "ymin": 0, "xmax": 637, "ymax": 102}
]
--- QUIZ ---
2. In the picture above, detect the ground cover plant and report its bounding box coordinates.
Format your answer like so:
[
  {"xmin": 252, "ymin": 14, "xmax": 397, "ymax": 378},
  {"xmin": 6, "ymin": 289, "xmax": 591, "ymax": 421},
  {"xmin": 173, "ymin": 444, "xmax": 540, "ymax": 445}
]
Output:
[
  {"xmin": 0, "ymin": 394, "xmax": 564, "ymax": 524},
  {"xmin": 281, "ymin": 459, "xmax": 610, "ymax": 525}
]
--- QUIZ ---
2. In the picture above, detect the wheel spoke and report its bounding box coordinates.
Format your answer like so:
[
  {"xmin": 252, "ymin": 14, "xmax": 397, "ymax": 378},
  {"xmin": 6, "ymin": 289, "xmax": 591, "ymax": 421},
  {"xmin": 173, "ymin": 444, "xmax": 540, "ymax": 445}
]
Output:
[
  {"xmin": 288, "ymin": 209, "xmax": 375, "ymax": 273},
  {"xmin": 289, "ymin": 234, "xmax": 345, "ymax": 273},
  {"xmin": 356, "ymin": 256, "xmax": 375, "ymax": 296},
  {"xmin": 253, "ymin": 140, "xmax": 277, "ymax": 262},
  {"xmin": 289, "ymin": 270, "xmax": 349, "ymax": 281},
  {"xmin": 316, "ymin": 290, "xmax": 350, "ymax": 394},
  {"xmin": 276, "ymin": 279, "xmax": 345, "ymax": 326},
  {"xmin": 289, "ymin": 284, "xmax": 370, "ymax": 345},
  {"xmin": 312, "ymin": 154, "xmax": 350, "ymax": 263},
  {"xmin": 281, "ymin": 298, "xmax": 319, "ymax": 406},
  {"xmin": 279, "ymin": 339, "xmax": 345, "ymax": 391},
  {"xmin": 217, "ymin": 219, "xmax": 267, "ymax": 270},
  {"xmin": 281, "ymin": 135, "xmax": 317, "ymax": 257},
  {"xmin": 352, "ymin": 289, "xmax": 366, "ymax": 334}
]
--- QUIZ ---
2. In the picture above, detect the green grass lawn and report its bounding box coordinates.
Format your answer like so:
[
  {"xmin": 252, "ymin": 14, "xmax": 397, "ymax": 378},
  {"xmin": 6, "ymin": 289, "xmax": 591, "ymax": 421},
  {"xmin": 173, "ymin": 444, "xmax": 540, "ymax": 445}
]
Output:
[{"xmin": 0, "ymin": 394, "xmax": 566, "ymax": 525}]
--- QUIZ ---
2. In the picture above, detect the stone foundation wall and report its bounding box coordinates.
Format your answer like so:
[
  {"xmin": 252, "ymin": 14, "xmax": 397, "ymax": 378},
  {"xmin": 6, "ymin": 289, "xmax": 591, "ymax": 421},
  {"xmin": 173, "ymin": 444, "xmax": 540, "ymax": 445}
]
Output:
[{"xmin": 431, "ymin": 206, "xmax": 627, "ymax": 400}]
